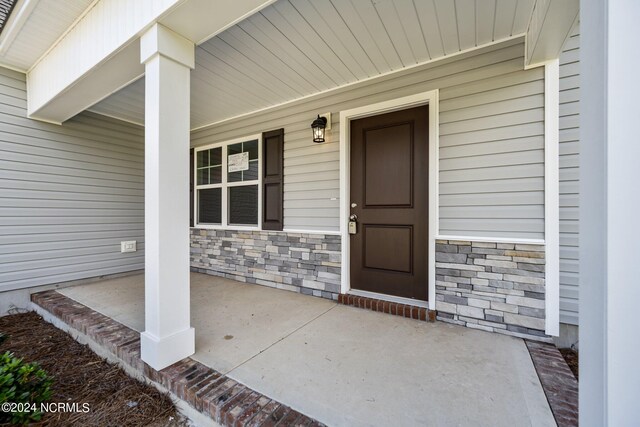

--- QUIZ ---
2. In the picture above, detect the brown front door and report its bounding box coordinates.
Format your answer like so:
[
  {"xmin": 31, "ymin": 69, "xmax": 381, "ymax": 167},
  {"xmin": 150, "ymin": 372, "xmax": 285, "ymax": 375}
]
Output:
[{"xmin": 349, "ymin": 105, "xmax": 429, "ymax": 301}]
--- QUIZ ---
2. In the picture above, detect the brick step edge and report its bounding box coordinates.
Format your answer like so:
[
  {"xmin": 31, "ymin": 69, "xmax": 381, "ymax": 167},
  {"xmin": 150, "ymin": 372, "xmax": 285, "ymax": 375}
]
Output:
[
  {"xmin": 30, "ymin": 291, "xmax": 324, "ymax": 427},
  {"xmin": 337, "ymin": 294, "xmax": 435, "ymax": 322},
  {"xmin": 526, "ymin": 340, "xmax": 578, "ymax": 427}
]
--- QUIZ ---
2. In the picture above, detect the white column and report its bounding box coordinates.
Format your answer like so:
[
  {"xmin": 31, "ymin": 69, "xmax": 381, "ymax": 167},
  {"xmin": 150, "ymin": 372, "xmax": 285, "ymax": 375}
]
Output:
[
  {"xmin": 580, "ymin": 0, "xmax": 640, "ymax": 425},
  {"xmin": 140, "ymin": 24, "xmax": 195, "ymax": 371}
]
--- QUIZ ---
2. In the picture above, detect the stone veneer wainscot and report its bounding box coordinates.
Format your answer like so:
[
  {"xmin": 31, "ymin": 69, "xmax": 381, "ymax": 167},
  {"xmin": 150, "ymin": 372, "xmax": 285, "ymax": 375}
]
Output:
[
  {"xmin": 190, "ymin": 229, "xmax": 341, "ymax": 299},
  {"xmin": 191, "ymin": 230, "xmax": 549, "ymax": 341},
  {"xmin": 435, "ymin": 239, "xmax": 549, "ymax": 341}
]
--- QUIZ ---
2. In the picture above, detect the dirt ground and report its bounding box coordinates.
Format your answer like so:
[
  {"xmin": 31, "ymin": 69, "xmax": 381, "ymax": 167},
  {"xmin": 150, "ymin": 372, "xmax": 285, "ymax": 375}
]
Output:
[
  {"xmin": 559, "ymin": 348, "xmax": 579, "ymax": 380},
  {"xmin": 0, "ymin": 311, "xmax": 187, "ymax": 426}
]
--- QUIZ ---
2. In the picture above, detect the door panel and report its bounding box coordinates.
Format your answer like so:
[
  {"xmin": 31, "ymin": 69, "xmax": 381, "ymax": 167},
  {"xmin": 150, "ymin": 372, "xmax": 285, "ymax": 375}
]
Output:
[
  {"xmin": 350, "ymin": 105, "xmax": 429, "ymax": 300},
  {"xmin": 364, "ymin": 124, "xmax": 413, "ymax": 207},
  {"xmin": 363, "ymin": 225, "xmax": 413, "ymax": 273}
]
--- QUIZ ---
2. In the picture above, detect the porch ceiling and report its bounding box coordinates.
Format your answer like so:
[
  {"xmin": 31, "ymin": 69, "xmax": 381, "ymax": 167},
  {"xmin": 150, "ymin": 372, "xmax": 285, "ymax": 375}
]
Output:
[
  {"xmin": 0, "ymin": 0, "xmax": 94, "ymax": 71},
  {"xmin": 88, "ymin": 0, "xmax": 536, "ymax": 130}
]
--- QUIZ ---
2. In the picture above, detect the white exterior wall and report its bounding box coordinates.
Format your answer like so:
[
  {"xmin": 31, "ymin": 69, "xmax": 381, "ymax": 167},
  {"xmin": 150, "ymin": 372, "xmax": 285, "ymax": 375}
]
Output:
[
  {"xmin": 559, "ymin": 26, "xmax": 581, "ymax": 325},
  {"xmin": 192, "ymin": 40, "xmax": 545, "ymax": 239},
  {"xmin": 0, "ymin": 66, "xmax": 144, "ymax": 292}
]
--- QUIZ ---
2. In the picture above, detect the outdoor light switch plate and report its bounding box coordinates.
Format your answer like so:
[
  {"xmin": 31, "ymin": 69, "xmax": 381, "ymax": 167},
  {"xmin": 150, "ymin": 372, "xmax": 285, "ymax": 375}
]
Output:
[{"xmin": 121, "ymin": 241, "xmax": 137, "ymax": 253}]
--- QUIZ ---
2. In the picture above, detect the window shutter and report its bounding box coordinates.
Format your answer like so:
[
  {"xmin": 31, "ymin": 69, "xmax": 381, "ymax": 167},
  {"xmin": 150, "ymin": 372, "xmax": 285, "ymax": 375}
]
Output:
[
  {"xmin": 189, "ymin": 148, "xmax": 194, "ymax": 227},
  {"xmin": 262, "ymin": 128, "xmax": 284, "ymax": 230}
]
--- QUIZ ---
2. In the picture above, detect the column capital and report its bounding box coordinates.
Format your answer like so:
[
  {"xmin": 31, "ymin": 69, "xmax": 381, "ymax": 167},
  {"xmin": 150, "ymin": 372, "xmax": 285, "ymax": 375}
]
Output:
[{"xmin": 140, "ymin": 23, "xmax": 195, "ymax": 69}]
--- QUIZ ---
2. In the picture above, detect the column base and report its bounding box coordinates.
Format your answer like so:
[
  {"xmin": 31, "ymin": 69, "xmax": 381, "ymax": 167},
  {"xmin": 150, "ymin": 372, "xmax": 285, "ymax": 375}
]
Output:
[{"xmin": 141, "ymin": 327, "xmax": 195, "ymax": 370}]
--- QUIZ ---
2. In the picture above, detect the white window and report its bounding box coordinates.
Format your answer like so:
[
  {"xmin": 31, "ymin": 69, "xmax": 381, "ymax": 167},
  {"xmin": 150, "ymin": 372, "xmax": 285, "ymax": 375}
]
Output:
[{"xmin": 194, "ymin": 135, "xmax": 262, "ymax": 229}]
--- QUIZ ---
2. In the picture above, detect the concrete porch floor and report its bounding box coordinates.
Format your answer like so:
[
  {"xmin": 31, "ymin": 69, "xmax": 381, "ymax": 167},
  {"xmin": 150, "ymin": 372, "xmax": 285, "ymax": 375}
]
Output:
[{"xmin": 58, "ymin": 272, "xmax": 554, "ymax": 427}]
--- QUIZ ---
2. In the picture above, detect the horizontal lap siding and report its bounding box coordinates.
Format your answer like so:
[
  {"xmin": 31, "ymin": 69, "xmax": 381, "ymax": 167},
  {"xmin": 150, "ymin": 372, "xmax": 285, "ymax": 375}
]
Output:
[
  {"xmin": 559, "ymin": 27, "xmax": 580, "ymax": 325},
  {"xmin": 439, "ymin": 63, "xmax": 544, "ymax": 239},
  {"xmin": 0, "ymin": 66, "xmax": 144, "ymax": 292},
  {"xmin": 192, "ymin": 40, "xmax": 543, "ymax": 238},
  {"xmin": 192, "ymin": 108, "xmax": 341, "ymax": 232}
]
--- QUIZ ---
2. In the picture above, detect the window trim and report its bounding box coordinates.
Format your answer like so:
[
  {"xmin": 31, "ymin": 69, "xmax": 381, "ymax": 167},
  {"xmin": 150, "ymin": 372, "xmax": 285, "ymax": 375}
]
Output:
[{"xmin": 194, "ymin": 134, "xmax": 263, "ymax": 230}]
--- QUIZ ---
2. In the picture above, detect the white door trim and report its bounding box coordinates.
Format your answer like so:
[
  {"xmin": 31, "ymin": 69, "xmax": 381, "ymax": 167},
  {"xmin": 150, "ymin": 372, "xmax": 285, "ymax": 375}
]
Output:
[{"xmin": 339, "ymin": 90, "xmax": 439, "ymax": 310}]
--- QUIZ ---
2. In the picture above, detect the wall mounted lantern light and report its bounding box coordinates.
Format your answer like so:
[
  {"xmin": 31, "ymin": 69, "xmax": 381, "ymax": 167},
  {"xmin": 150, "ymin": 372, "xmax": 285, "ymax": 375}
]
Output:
[{"xmin": 311, "ymin": 113, "xmax": 330, "ymax": 143}]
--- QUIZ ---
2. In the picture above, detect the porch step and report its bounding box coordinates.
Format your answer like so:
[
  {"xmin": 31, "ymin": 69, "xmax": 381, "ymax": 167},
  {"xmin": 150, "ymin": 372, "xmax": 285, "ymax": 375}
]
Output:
[
  {"xmin": 30, "ymin": 291, "xmax": 325, "ymax": 427},
  {"xmin": 337, "ymin": 294, "xmax": 436, "ymax": 322}
]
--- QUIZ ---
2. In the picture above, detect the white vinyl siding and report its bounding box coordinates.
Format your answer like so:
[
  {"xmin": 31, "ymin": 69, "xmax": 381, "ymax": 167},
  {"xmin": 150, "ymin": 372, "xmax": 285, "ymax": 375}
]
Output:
[
  {"xmin": 192, "ymin": 40, "xmax": 544, "ymax": 238},
  {"xmin": 0, "ymin": 66, "xmax": 144, "ymax": 292},
  {"xmin": 559, "ymin": 26, "xmax": 580, "ymax": 325}
]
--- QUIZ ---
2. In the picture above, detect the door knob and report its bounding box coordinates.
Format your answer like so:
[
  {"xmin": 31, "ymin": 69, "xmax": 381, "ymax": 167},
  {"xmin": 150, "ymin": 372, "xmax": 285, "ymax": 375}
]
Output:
[{"xmin": 349, "ymin": 214, "xmax": 358, "ymax": 221}]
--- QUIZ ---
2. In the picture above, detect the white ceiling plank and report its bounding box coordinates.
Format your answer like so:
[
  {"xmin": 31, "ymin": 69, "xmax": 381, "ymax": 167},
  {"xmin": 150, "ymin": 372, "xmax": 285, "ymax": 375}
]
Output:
[
  {"xmin": 88, "ymin": 78, "xmax": 145, "ymax": 125},
  {"xmin": 245, "ymin": 9, "xmax": 336, "ymax": 90},
  {"xmin": 219, "ymin": 26, "xmax": 321, "ymax": 94},
  {"xmin": 493, "ymin": 0, "xmax": 518, "ymax": 40},
  {"xmin": 475, "ymin": 0, "xmax": 496, "ymax": 45},
  {"xmin": 433, "ymin": 0, "xmax": 461, "ymax": 55},
  {"xmin": 392, "ymin": 0, "xmax": 432, "ymax": 62},
  {"xmin": 100, "ymin": 90, "xmax": 143, "ymax": 113},
  {"xmin": 191, "ymin": 71, "xmax": 263, "ymax": 116},
  {"xmin": 191, "ymin": 59, "xmax": 270, "ymax": 110},
  {"xmin": 260, "ymin": 7, "xmax": 336, "ymax": 88},
  {"xmin": 88, "ymin": 0, "xmax": 535, "ymax": 128},
  {"xmin": 311, "ymin": 0, "xmax": 378, "ymax": 77},
  {"xmin": 412, "ymin": 0, "xmax": 444, "ymax": 59},
  {"xmin": 512, "ymin": 0, "xmax": 535, "ymax": 35},
  {"xmin": 200, "ymin": 37, "xmax": 302, "ymax": 100},
  {"xmin": 191, "ymin": 96, "xmax": 235, "ymax": 127},
  {"xmin": 269, "ymin": 1, "xmax": 352, "ymax": 84},
  {"xmin": 372, "ymin": 0, "xmax": 418, "ymax": 67},
  {"xmin": 193, "ymin": 58, "xmax": 277, "ymax": 113},
  {"xmin": 455, "ymin": 0, "xmax": 477, "ymax": 49},
  {"xmin": 328, "ymin": 0, "xmax": 390, "ymax": 72},
  {"xmin": 193, "ymin": 56, "xmax": 276, "ymax": 114},
  {"xmin": 289, "ymin": 0, "xmax": 365, "ymax": 79},
  {"xmin": 349, "ymin": 0, "xmax": 404, "ymax": 71},
  {"xmin": 193, "ymin": 48, "xmax": 277, "ymax": 107},
  {"xmin": 0, "ymin": 0, "xmax": 95, "ymax": 70}
]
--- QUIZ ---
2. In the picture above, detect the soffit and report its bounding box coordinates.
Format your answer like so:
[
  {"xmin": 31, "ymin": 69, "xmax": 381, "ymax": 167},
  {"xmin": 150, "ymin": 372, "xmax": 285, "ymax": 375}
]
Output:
[
  {"xmin": 88, "ymin": 0, "xmax": 536, "ymax": 129},
  {"xmin": 0, "ymin": 0, "xmax": 95, "ymax": 72}
]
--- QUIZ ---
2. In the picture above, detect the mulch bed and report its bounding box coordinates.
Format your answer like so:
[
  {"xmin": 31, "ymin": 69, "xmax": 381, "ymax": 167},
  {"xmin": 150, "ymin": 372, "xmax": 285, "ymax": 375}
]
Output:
[
  {"xmin": 559, "ymin": 348, "xmax": 579, "ymax": 380},
  {"xmin": 0, "ymin": 311, "xmax": 187, "ymax": 426}
]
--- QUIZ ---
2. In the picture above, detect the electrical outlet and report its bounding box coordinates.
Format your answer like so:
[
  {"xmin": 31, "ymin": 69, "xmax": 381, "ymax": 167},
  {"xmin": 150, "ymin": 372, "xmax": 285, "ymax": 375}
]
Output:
[{"xmin": 121, "ymin": 241, "xmax": 137, "ymax": 253}]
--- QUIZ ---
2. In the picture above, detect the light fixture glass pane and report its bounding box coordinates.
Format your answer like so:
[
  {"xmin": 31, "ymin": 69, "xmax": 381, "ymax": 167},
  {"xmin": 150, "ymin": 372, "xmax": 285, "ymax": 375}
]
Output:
[
  {"xmin": 228, "ymin": 185, "xmax": 258, "ymax": 225},
  {"xmin": 198, "ymin": 188, "xmax": 221, "ymax": 224}
]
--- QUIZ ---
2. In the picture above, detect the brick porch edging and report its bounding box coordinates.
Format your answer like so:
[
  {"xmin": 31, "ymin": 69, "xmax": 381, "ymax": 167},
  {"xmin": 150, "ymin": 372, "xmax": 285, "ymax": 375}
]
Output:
[
  {"xmin": 526, "ymin": 341, "xmax": 578, "ymax": 427},
  {"xmin": 31, "ymin": 291, "xmax": 324, "ymax": 427},
  {"xmin": 337, "ymin": 294, "xmax": 435, "ymax": 322}
]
